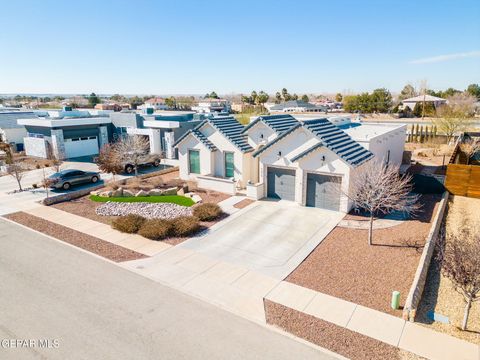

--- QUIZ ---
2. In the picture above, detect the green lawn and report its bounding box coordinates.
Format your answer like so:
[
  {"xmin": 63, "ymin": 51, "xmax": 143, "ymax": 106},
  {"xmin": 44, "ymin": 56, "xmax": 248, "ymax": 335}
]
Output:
[{"xmin": 90, "ymin": 195, "xmax": 195, "ymax": 207}]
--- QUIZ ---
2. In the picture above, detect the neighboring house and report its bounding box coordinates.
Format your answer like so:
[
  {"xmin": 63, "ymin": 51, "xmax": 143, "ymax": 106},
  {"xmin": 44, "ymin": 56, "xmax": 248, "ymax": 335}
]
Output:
[
  {"xmin": 0, "ymin": 110, "xmax": 39, "ymax": 151},
  {"xmin": 95, "ymin": 103, "xmax": 128, "ymax": 111},
  {"xmin": 269, "ymin": 100, "xmax": 326, "ymax": 113},
  {"xmin": 401, "ymin": 95, "xmax": 446, "ymax": 110},
  {"xmin": 192, "ymin": 98, "xmax": 231, "ymax": 114},
  {"xmin": 139, "ymin": 97, "xmax": 169, "ymax": 111},
  {"xmin": 174, "ymin": 114, "xmax": 406, "ymax": 211},
  {"xmin": 174, "ymin": 116, "xmax": 254, "ymax": 191}
]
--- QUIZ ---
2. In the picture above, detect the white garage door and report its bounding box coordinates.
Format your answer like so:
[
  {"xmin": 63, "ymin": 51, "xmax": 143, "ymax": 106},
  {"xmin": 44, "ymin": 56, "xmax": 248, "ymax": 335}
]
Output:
[{"xmin": 64, "ymin": 136, "xmax": 99, "ymax": 158}]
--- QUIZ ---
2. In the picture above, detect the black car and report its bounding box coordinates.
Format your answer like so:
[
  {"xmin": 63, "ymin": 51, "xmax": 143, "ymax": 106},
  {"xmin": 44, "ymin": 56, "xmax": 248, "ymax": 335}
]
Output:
[{"xmin": 48, "ymin": 169, "xmax": 100, "ymax": 190}]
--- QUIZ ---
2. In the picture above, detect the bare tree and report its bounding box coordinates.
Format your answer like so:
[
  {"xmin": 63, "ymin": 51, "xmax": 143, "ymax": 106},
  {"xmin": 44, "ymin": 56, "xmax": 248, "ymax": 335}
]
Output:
[
  {"xmin": 436, "ymin": 221, "xmax": 480, "ymax": 331},
  {"xmin": 7, "ymin": 163, "xmax": 26, "ymax": 191},
  {"xmin": 96, "ymin": 143, "xmax": 123, "ymax": 182},
  {"xmin": 51, "ymin": 159, "xmax": 62, "ymax": 173},
  {"xmin": 459, "ymin": 138, "xmax": 480, "ymax": 165},
  {"xmin": 349, "ymin": 161, "xmax": 420, "ymax": 245},
  {"xmin": 435, "ymin": 93, "xmax": 476, "ymax": 143},
  {"xmin": 113, "ymin": 135, "xmax": 150, "ymax": 177}
]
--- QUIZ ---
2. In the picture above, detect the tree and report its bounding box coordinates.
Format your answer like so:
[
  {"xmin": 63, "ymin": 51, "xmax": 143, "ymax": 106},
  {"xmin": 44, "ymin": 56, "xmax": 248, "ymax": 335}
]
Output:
[
  {"xmin": 128, "ymin": 96, "xmax": 143, "ymax": 109},
  {"xmin": 435, "ymin": 93, "xmax": 476, "ymax": 142},
  {"xmin": 436, "ymin": 220, "xmax": 480, "ymax": 331},
  {"xmin": 281, "ymin": 88, "xmax": 292, "ymax": 101},
  {"xmin": 349, "ymin": 161, "xmax": 420, "ymax": 245},
  {"xmin": 275, "ymin": 92, "xmax": 282, "ymax": 104},
  {"xmin": 413, "ymin": 102, "xmax": 436, "ymax": 117},
  {"xmin": 466, "ymin": 83, "xmax": 480, "ymax": 100},
  {"xmin": 250, "ymin": 91, "xmax": 258, "ymax": 104},
  {"xmin": 335, "ymin": 93, "xmax": 343, "ymax": 102},
  {"xmin": 88, "ymin": 92, "xmax": 101, "ymax": 107},
  {"xmin": 114, "ymin": 135, "xmax": 150, "ymax": 177},
  {"xmin": 301, "ymin": 94, "xmax": 309, "ymax": 103},
  {"xmin": 256, "ymin": 91, "xmax": 269, "ymax": 106},
  {"xmin": 205, "ymin": 91, "xmax": 219, "ymax": 99},
  {"xmin": 291, "ymin": 93, "xmax": 298, "ymax": 101},
  {"xmin": 399, "ymin": 84, "xmax": 417, "ymax": 100},
  {"xmin": 343, "ymin": 95, "xmax": 359, "ymax": 113},
  {"xmin": 96, "ymin": 143, "xmax": 123, "ymax": 181},
  {"xmin": 371, "ymin": 88, "xmax": 393, "ymax": 113},
  {"xmin": 164, "ymin": 96, "xmax": 177, "ymax": 109},
  {"xmin": 7, "ymin": 163, "xmax": 26, "ymax": 191},
  {"xmin": 460, "ymin": 138, "xmax": 480, "ymax": 165}
]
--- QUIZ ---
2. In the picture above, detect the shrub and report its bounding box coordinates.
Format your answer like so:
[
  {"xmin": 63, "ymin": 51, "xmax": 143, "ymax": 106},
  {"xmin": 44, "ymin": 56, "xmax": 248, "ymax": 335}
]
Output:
[
  {"xmin": 171, "ymin": 216, "xmax": 200, "ymax": 237},
  {"xmin": 193, "ymin": 203, "xmax": 222, "ymax": 221},
  {"xmin": 138, "ymin": 219, "xmax": 173, "ymax": 240},
  {"xmin": 32, "ymin": 183, "xmax": 38, "ymax": 189},
  {"xmin": 112, "ymin": 214, "xmax": 146, "ymax": 233}
]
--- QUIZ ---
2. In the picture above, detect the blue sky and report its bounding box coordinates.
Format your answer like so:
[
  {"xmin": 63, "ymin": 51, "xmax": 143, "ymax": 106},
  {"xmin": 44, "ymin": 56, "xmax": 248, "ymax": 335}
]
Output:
[{"xmin": 1, "ymin": 0, "xmax": 479, "ymax": 95}]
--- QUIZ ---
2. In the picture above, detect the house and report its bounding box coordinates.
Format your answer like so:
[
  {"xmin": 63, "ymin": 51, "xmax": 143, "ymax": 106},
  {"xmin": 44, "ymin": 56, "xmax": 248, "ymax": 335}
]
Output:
[
  {"xmin": 140, "ymin": 97, "xmax": 169, "ymax": 111},
  {"xmin": 192, "ymin": 98, "xmax": 231, "ymax": 114},
  {"xmin": 174, "ymin": 114, "xmax": 406, "ymax": 211},
  {"xmin": 269, "ymin": 100, "xmax": 326, "ymax": 113},
  {"xmin": 0, "ymin": 110, "xmax": 40, "ymax": 151},
  {"xmin": 174, "ymin": 116, "xmax": 254, "ymax": 192},
  {"xmin": 401, "ymin": 95, "xmax": 446, "ymax": 111}
]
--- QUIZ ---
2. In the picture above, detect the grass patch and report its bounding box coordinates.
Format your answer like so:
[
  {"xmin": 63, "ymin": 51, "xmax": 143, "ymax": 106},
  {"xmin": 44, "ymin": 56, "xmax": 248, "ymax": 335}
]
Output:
[{"xmin": 90, "ymin": 195, "xmax": 195, "ymax": 207}]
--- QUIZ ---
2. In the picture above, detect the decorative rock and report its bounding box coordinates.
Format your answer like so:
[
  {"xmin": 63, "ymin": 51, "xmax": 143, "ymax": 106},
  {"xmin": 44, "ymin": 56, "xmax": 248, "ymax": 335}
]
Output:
[
  {"xmin": 184, "ymin": 192, "xmax": 194, "ymax": 198},
  {"xmin": 122, "ymin": 190, "xmax": 134, "ymax": 197},
  {"xmin": 90, "ymin": 190, "xmax": 100, "ymax": 196},
  {"xmin": 177, "ymin": 187, "xmax": 185, "ymax": 196},
  {"xmin": 148, "ymin": 188, "xmax": 163, "ymax": 196},
  {"xmin": 162, "ymin": 187, "xmax": 177, "ymax": 196},
  {"xmin": 112, "ymin": 188, "xmax": 123, "ymax": 197},
  {"xmin": 96, "ymin": 202, "xmax": 192, "ymax": 219},
  {"xmin": 135, "ymin": 190, "xmax": 149, "ymax": 197},
  {"xmin": 191, "ymin": 195, "xmax": 203, "ymax": 203},
  {"xmin": 99, "ymin": 191, "xmax": 113, "ymax": 197}
]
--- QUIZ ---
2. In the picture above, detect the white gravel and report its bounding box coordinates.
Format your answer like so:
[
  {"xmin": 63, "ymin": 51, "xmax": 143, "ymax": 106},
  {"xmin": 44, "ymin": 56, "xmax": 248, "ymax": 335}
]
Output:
[{"xmin": 96, "ymin": 202, "xmax": 192, "ymax": 219}]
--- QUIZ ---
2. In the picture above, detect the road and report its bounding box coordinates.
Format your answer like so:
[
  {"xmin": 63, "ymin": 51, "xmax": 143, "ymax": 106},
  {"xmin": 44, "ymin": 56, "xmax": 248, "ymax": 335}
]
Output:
[{"xmin": 0, "ymin": 219, "xmax": 339, "ymax": 360}]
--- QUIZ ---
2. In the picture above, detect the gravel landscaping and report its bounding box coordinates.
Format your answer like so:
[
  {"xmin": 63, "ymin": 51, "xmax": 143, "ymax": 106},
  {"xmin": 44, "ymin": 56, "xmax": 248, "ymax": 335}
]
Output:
[
  {"xmin": 4, "ymin": 212, "xmax": 146, "ymax": 262},
  {"xmin": 287, "ymin": 194, "xmax": 442, "ymax": 317},
  {"xmin": 96, "ymin": 202, "xmax": 193, "ymax": 219},
  {"xmin": 265, "ymin": 300, "xmax": 423, "ymax": 360}
]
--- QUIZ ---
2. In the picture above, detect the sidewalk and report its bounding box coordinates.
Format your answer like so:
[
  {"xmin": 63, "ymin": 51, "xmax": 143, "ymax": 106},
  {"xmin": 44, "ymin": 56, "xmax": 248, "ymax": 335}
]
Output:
[
  {"xmin": 265, "ymin": 281, "xmax": 479, "ymax": 360},
  {"xmin": 23, "ymin": 206, "xmax": 171, "ymax": 256}
]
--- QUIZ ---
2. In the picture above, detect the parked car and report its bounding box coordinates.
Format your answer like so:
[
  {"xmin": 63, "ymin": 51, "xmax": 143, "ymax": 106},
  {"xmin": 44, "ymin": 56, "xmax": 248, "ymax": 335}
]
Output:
[
  {"xmin": 48, "ymin": 169, "xmax": 100, "ymax": 190},
  {"xmin": 122, "ymin": 153, "xmax": 162, "ymax": 174}
]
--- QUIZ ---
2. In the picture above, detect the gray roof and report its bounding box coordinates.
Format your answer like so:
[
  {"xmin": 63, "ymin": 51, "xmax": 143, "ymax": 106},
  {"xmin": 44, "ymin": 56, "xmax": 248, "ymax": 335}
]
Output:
[
  {"xmin": 201, "ymin": 116, "xmax": 253, "ymax": 153},
  {"xmin": 242, "ymin": 114, "xmax": 299, "ymax": 135},
  {"xmin": 0, "ymin": 111, "xmax": 36, "ymax": 129},
  {"xmin": 173, "ymin": 128, "xmax": 218, "ymax": 151},
  {"xmin": 253, "ymin": 118, "xmax": 373, "ymax": 167},
  {"xmin": 269, "ymin": 100, "xmax": 320, "ymax": 111}
]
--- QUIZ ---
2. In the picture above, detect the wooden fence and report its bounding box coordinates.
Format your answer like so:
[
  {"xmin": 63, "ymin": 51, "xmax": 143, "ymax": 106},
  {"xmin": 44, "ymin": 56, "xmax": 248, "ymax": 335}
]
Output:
[{"xmin": 444, "ymin": 164, "xmax": 480, "ymax": 198}]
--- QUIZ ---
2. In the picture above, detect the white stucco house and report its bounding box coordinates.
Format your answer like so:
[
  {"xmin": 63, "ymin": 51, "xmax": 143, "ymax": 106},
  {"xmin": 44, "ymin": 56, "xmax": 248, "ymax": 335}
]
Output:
[
  {"xmin": 174, "ymin": 114, "xmax": 406, "ymax": 212},
  {"xmin": 401, "ymin": 94, "xmax": 446, "ymax": 110}
]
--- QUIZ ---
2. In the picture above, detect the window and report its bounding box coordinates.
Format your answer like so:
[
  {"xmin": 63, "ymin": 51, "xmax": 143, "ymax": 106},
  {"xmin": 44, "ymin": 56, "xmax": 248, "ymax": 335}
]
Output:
[
  {"xmin": 188, "ymin": 150, "xmax": 200, "ymax": 174},
  {"xmin": 224, "ymin": 152, "xmax": 234, "ymax": 178}
]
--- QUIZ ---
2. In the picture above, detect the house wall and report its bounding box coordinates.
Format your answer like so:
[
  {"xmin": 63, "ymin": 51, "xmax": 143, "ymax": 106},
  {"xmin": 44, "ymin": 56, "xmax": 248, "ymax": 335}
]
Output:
[
  {"xmin": 361, "ymin": 126, "xmax": 406, "ymax": 166},
  {"xmin": 0, "ymin": 127, "xmax": 27, "ymax": 145},
  {"xmin": 177, "ymin": 135, "xmax": 212, "ymax": 180},
  {"xmin": 24, "ymin": 136, "xmax": 49, "ymax": 158},
  {"xmin": 246, "ymin": 122, "xmax": 277, "ymax": 149}
]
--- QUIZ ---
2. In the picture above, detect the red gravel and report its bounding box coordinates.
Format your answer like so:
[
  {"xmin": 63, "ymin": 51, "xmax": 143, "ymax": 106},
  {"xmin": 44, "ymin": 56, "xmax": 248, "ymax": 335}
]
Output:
[
  {"xmin": 4, "ymin": 212, "xmax": 147, "ymax": 262},
  {"xmin": 286, "ymin": 194, "xmax": 441, "ymax": 317},
  {"xmin": 51, "ymin": 196, "xmax": 114, "ymax": 225},
  {"xmin": 265, "ymin": 300, "xmax": 422, "ymax": 360}
]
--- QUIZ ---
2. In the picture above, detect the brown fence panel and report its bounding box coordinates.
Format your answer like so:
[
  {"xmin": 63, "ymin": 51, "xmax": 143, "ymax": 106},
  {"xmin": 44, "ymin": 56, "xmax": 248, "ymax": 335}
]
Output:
[{"xmin": 445, "ymin": 164, "xmax": 480, "ymax": 198}]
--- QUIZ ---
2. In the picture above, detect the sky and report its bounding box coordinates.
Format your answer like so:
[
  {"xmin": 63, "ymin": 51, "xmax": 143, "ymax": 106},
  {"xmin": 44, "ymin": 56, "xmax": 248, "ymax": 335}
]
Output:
[{"xmin": 1, "ymin": 0, "xmax": 479, "ymax": 95}]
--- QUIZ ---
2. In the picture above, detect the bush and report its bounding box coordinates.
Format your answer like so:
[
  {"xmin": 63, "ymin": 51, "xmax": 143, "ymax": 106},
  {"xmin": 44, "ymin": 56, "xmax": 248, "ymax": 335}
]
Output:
[
  {"xmin": 138, "ymin": 219, "xmax": 173, "ymax": 240},
  {"xmin": 171, "ymin": 216, "xmax": 200, "ymax": 237},
  {"xmin": 112, "ymin": 214, "xmax": 146, "ymax": 233},
  {"xmin": 193, "ymin": 203, "xmax": 222, "ymax": 221}
]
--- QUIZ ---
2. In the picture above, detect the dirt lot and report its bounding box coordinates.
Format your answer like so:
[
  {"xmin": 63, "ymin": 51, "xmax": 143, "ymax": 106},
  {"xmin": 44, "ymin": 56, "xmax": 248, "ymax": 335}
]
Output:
[
  {"xmin": 287, "ymin": 194, "xmax": 441, "ymax": 317},
  {"xmin": 405, "ymin": 142, "xmax": 453, "ymax": 167},
  {"xmin": 416, "ymin": 196, "xmax": 480, "ymax": 344}
]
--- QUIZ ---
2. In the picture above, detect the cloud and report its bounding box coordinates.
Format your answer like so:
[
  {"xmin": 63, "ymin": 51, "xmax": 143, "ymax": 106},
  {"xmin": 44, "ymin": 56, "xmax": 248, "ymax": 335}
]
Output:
[{"xmin": 409, "ymin": 51, "xmax": 480, "ymax": 64}]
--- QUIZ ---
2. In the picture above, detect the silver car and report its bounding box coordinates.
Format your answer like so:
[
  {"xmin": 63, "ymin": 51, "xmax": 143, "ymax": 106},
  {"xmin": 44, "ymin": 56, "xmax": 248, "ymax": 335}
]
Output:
[{"xmin": 49, "ymin": 169, "xmax": 100, "ymax": 190}]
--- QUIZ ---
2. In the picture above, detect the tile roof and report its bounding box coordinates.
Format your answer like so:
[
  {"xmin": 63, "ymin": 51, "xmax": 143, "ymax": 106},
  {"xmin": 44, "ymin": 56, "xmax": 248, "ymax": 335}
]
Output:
[
  {"xmin": 253, "ymin": 118, "xmax": 373, "ymax": 167},
  {"xmin": 203, "ymin": 116, "xmax": 253, "ymax": 153},
  {"xmin": 269, "ymin": 100, "xmax": 321, "ymax": 111},
  {"xmin": 173, "ymin": 128, "xmax": 217, "ymax": 151},
  {"xmin": 242, "ymin": 114, "xmax": 299, "ymax": 135},
  {"xmin": 302, "ymin": 119, "xmax": 373, "ymax": 166}
]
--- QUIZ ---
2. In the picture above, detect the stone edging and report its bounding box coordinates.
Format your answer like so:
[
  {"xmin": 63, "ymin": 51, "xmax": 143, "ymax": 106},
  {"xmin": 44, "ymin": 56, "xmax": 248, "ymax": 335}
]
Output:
[{"xmin": 402, "ymin": 191, "xmax": 449, "ymax": 321}]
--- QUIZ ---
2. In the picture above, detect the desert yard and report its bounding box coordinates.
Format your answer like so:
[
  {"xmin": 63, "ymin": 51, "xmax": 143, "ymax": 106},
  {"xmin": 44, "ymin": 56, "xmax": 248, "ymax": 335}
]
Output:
[{"xmin": 416, "ymin": 195, "xmax": 480, "ymax": 344}]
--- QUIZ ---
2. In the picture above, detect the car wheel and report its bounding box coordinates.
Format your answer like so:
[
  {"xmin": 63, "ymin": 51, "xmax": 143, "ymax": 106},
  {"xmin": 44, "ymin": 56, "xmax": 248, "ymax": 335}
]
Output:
[
  {"xmin": 62, "ymin": 182, "xmax": 71, "ymax": 190},
  {"xmin": 91, "ymin": 176, "xmax": 99, "ymax": 183},
  {"xmin": 153, "ymin": 159, "xmax": 160, "ymax": 167},
  {"xmin": 125, "ymin": 165, "xmax": 134, "ymax": 174}
]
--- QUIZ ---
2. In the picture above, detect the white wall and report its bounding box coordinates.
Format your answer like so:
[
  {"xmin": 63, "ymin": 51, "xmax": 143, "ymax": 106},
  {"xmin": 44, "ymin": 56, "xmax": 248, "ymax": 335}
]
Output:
[
  {"xmin": 0, "ymin": 127, "xmax": 27, "ymax": 144},
  {"xmin": 365, "ymin": 126, "xmax": 406, "ymax": 166},
  {"xmin": 24, "ymin": 137, "xmax": 49, "ymax": 158},
  {"xmin": 246, "ymin": 121, "xmax": 276, "ymax": 149},
  {"xmin": 177, "ymin": 135, "xmax": 213, "ymax": 180}
]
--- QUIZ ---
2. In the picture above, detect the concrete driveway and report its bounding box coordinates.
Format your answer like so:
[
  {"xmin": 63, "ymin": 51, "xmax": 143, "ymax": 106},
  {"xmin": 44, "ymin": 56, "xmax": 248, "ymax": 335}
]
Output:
[{"xmin": 179, "ymin": 200, "xmax": 344, "ymax": 279}]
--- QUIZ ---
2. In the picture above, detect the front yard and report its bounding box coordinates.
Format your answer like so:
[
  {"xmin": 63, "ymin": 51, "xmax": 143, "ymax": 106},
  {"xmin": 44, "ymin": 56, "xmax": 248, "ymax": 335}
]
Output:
[{"xmin": 286, "ymin": 194, "xmax": 442, "ymax": 317}]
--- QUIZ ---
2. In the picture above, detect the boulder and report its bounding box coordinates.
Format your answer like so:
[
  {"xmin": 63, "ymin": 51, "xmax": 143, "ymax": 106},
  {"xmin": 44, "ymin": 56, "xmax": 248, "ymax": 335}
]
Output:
[
  {"xmin": 177, "ymin": 187, "xmax": 185, "ymax": 196},
  {"xmin": 99, "ymin": 191, "xmax": 113, "ymax": 198},
  {"xmin": 184, "ymin": 192, "xmax": 194, "ymax": 198},
  {"xmin": 112, "ymin": 187, "xmax": 123, "ymax": 197},
  {"xmin": 122, "ymin": 190, "xmax": 134, "ymax": 197},
  {"xmin": 191, "ymin": 195, "xmax": 203, "ymax": 203},
  {"xmin": 162, "ymin": 187, "xmax": 177, "ymax": 196},
  {"xmin": 90, "ymin": 190, "xmax": 101, "ymax": 196},
  {"xmin": 135, "ymin": 190, "xmax": 149, "ymax": 197},
  {"xmin": 148, "ymin": 188, "xmax": 163, "ymax": 196}
]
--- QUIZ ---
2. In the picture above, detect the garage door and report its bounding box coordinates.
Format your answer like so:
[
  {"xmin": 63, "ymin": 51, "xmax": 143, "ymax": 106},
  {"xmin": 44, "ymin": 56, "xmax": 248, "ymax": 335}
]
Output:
[
  {"xmin": 306, "ymin": 173, "xmax": 341, "ymax": 211},
  {"xmin": 64, "ymin": 136, "xmax": 99, "ymax": 158},
  {"xmin": 267, "ymin": 167, "xmax": 296, "ymax": 201}
]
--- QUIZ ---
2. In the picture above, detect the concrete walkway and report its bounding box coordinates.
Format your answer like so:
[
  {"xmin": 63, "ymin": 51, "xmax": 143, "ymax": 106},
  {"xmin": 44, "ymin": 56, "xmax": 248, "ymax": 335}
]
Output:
[
  {"xmin": 23, "ymin": 206, "xmax": 171, "ymax": 256},
  {"xmin": 217, "ymin": 195, "xmax": 248, "ymax": 215},
  {"xmin": 265, "ymin": 281, "xmax": 479, "ymax": 360}
]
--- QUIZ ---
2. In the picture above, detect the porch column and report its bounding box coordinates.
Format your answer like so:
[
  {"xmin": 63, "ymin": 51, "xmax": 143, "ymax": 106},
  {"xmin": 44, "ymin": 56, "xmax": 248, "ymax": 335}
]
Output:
[
  {"xmin": 149, "ymin": 129, "xmax": 161, "ymax": 154},
  {"xmin": 98, "ymin": 125, "xmax": 109, "ymax": 149},
  {"xmin": 50, "ymin": 129, "xmax": 66, "ymax": 160},
  {"xmin": 164, "ymin": 132, "xmax": 175, "ymax": 159}
]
